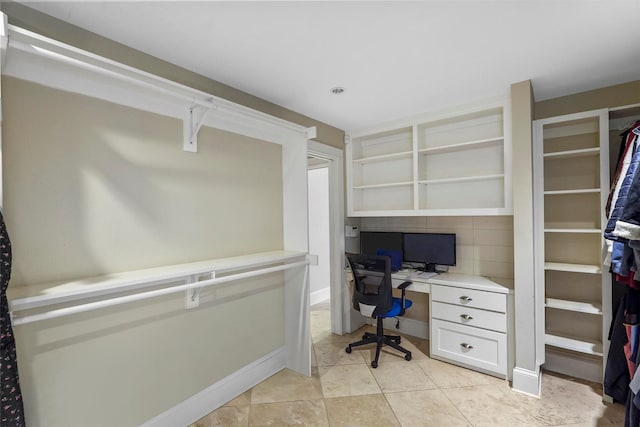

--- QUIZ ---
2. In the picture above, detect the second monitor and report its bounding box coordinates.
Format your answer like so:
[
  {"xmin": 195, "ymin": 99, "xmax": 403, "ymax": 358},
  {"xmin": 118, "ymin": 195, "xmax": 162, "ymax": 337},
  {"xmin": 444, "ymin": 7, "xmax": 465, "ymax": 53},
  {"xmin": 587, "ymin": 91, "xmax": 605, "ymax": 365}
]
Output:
[{"xmin": 403, "ymin": 233, "xmax": 456, "ymax": 272}]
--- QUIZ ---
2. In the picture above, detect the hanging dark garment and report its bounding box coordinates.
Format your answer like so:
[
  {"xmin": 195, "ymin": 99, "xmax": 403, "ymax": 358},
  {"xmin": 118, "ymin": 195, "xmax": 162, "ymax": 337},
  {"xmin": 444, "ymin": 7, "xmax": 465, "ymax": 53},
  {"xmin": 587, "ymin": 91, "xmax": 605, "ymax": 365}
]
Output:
[
  {"xmin": 605, "ymin": 293, "xmax": 631, "ymax": 403},
  {"xmin": 0, "ymin": 210, "xmax": 25, "ymax": 426}
]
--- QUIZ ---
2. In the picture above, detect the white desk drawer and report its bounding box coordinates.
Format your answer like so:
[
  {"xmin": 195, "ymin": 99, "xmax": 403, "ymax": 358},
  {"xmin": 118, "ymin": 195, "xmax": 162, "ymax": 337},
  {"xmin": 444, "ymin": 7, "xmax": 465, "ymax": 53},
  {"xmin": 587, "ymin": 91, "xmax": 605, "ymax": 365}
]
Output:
[
  {"xmin": 431, "ymin": 319, "xmax": 507, "ymax": 375},
  {"xmin": 431, "ymin": 301, "xmax": 506, "ymax": 333},
  {"xmin": 431, "ymin": 284, "xmax": 506, "ymax": 313}
]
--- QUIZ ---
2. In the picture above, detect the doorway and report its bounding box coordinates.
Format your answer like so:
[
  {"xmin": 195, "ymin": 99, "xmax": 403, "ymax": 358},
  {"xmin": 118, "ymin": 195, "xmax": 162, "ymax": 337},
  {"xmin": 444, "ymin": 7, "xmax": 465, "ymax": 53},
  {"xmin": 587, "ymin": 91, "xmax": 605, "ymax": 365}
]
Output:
[
  {"xmin": 308, "ymin": 162, "xmax": 331, "ymax": 306},
  {"xmin": 307, "ymin": 141, "xmax": 347, "ymax": 335}
]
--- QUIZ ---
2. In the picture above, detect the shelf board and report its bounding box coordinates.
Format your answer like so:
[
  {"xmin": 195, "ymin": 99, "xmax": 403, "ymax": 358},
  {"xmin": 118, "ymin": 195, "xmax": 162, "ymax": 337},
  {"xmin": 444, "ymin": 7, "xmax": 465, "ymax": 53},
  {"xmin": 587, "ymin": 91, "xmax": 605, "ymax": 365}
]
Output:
[
  {"xmin": 544, "ymin": 262, "xmax": 601, "ymax": 274},
  {"xmin": 419, "ymin": 173, "xmax": 504, "ymax": 185},
  {"xmin": 353, "ymin": 181, "xmax": 413, "ymax": 190},
  {"xmin": 353, "ymin": 150, "xmax": 413, "ymax": 164},
  {"xmin": 418, "ymin": 136, "xmax": 503, "ymax": 155},
  {"xmin": 545, "ymin": 298, "xmax": 602, "ymax": 315},
  {"xmin": 544, "ymin": 228, "xmax": 601, "ymax": 234},
  {"xmin": 545, "ymin": 333, "xmax": 603, "ymax": 356},
  {"xmin": 544, "ymin": 188, "xmax": 600, "ymax": 195},
  {"xmin": 543, "ymin": 147, "xmax": 600, "ymax": 160}
]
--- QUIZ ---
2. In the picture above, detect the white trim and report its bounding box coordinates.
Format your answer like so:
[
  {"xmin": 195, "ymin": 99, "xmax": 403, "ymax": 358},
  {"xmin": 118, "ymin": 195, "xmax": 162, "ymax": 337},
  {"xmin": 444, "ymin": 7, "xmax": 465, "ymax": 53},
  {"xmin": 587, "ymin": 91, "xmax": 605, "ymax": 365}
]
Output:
[
  {"xmin": 310, "ymin": 287, "xmax": 331, "ymax": 306},
  {"xmin": 141, "ymin": 347, "xmax": 285, "ymax": 427},
  {"xmin": 0, "ymin": 13, "xmax": 7, "ymax": 69},
  {"xmin": 307, "ymin": 141, "xmax": 346, "ymax": 336},
  {"xmin": 532, "ymin": 120, "xmax": 546, "ymax": 368},
  {"xmin": 11, "ymin": 259, "xmax": 309, "ymax": 326},
  {"xmin": 511, "ymin": 367, "xmax": 541, "ymax": 398}
]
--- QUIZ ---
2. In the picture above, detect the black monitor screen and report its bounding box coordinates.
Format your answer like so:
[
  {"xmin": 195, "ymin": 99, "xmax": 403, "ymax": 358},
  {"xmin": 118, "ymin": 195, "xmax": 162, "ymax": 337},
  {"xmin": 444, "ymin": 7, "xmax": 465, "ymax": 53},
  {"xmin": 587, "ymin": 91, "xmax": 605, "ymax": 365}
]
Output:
[
  {"xmin": 360, "ymin": 232, "xmax": 403, "ymax": 256},
  {"xmin": 403, "ymin": 233, "xmax": 456, "ymax": 271}
]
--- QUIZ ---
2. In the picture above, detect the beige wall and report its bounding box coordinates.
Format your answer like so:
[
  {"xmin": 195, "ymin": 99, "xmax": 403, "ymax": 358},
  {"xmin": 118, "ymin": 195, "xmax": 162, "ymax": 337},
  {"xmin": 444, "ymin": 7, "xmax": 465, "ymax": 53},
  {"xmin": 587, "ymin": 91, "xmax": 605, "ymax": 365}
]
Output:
[
  {"xmin": 3, "ymin": 76, "xmax": 288, "ymax": 426},
  {"xmin": 360, "ymin": 216, "xmax": 514, "ymax": 321},
  {"xmin": 0, "ymin": 1, "xmax": 346, "ymax": 149},
  {"xmin": 534, "ymin": 80, "xmax": 640, "ymax": 120},
  {"xmin": 3, "ymin": 77, "xmax": 283, "ymax": 286}
]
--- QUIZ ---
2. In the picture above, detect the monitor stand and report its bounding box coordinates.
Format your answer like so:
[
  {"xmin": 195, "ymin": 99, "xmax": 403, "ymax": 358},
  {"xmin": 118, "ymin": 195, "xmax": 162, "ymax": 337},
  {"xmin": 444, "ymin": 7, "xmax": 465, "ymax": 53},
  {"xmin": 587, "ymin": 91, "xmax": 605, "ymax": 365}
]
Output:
[{"xmin": 424, "ymin": 263, "xmax": 437, "ymax": 273}]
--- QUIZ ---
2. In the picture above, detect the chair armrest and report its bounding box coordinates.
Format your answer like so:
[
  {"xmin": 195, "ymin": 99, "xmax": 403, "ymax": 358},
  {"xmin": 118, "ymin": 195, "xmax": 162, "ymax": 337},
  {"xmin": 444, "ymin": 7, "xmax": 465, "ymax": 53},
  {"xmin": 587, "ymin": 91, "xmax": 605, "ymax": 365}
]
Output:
[
  {"xmin": 397, "ymin": 281, "xmax": 412, "ymax": 290},
  {"xmin": 397, "ymin": 281, "xmax": 412, "ymax": 316}
]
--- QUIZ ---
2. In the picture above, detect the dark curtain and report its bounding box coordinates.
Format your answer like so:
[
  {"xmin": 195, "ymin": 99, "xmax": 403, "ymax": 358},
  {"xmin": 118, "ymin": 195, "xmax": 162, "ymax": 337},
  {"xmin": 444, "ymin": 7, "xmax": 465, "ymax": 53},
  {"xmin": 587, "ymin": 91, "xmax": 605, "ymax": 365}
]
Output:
[{"xmin": 0, "ymin": 210, "xmax": 25, "ymax": 426}]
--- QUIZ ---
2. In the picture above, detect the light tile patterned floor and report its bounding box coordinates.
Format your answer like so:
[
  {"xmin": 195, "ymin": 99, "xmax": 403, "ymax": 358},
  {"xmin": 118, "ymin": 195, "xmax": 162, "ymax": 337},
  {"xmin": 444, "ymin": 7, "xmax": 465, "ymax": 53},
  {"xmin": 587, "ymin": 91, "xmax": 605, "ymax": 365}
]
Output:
[{"xmin": 191, "ymin": 303, "xmax": 625, "ymax": 426}]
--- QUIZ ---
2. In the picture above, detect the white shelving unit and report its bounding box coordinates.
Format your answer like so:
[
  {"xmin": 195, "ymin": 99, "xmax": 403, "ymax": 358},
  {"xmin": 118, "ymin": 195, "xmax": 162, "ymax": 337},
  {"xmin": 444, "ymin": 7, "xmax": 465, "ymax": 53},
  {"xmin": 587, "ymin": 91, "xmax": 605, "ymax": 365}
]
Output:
[
  {"xmin": 533, "ymin": 109, "xmax": 611, "ymax": 383},
  {"xmin": 346, "ymin": 97, "xmax": 512, "ymax": 217}
]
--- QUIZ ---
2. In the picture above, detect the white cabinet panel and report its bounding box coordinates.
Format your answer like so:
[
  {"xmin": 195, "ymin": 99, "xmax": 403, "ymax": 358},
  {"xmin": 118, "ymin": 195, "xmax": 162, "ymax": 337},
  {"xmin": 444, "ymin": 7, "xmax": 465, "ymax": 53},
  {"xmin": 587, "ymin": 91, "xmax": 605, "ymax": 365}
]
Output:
[
  {"xmin": 432, "ymin": 301, "xmax": 507, "ymax": 333},
  {"xmin": 431, "ymin": 319, "xmax": 507, "ymax": 375},
  {"xmin": 431, "ymin": 284, "xmax": 506, "ymax": 313}
]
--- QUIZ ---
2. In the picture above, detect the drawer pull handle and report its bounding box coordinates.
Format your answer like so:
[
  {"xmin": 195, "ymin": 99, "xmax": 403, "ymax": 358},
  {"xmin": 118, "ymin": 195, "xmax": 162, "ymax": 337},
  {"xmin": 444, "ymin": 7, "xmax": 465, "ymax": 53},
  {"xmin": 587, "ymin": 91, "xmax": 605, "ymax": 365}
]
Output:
[
  {"xmin": 460, "ymin": 343, "xmax": 474, "ymax": 350},
  {"xmin": 460, "ymin": 296, "xmax": 473, "ymax": 302},
  {"xmin": 460, "ymin": 314, "xmax": 473, "ymax": 321}
]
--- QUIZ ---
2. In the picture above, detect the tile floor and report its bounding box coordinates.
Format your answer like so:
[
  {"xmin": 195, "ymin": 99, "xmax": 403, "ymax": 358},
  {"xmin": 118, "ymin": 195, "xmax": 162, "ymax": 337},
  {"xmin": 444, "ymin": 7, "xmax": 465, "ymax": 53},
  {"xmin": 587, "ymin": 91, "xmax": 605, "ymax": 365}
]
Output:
[{"xmin": 191, "ymin": 303, "xmax": 625, "ymax": 426}]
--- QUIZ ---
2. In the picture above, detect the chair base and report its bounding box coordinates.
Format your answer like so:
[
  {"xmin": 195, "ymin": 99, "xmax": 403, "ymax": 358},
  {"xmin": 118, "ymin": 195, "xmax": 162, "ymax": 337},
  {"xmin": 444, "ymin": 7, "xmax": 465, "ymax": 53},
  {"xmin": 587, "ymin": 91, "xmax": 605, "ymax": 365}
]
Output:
[{"xmin": 345, "ymin": 316, "xmax": 412, "ymax": 368}]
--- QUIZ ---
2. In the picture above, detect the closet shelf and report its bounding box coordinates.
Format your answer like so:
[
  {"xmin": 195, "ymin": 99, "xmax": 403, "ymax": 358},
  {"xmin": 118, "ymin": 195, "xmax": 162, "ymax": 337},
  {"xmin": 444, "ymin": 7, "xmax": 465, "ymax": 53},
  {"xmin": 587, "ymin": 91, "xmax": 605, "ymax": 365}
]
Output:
[
  {"xmin": 419, "ymin": 174, "xmax": 504, "ymax": 185},
  {"xmin": 545, "ymin": 298, "xmax": 602, "ymax": 315},
  {"xmin": 418, "ymin": 136, "xmax": 503, "ymax": 155},
  {"xmin": 353, "ymin": 181, "xmax": 413, "ymax": 190},
  {"xmin": 544, "ymin": 188, "xmax": 600, "ymax": 195},
  {"xmin": 543, "ymin": 147, "xmax": 600, "ymax": 160},
  {"xmin": 352, "ymin": 151, "xmax": 413, "ymax": 164},
  {"xmin": 545, "ymin": 333, "xmax": 603, "ymax": 356},
  {"xmin": 544, "ymin": 228, "xmax": 601, "ymax": 234},
  {"xmin": 544, "ymin": 262, "xmax": 601, "ymax": 274}
]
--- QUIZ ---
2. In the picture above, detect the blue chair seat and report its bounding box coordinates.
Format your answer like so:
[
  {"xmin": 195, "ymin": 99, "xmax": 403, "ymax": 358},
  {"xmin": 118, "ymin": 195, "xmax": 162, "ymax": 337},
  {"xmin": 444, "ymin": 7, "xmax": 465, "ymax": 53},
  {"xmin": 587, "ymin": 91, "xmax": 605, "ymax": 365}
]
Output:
[{"xmin": 383, "ymin": 297, "xmax": 413, "ymax": 318}]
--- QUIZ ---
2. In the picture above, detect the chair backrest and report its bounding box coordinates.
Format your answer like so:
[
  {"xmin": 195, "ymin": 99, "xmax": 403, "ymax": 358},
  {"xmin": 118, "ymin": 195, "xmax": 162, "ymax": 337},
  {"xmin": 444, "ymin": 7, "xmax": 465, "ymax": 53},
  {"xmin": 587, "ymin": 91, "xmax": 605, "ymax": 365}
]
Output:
[{"xmin": 347, "ymin": 254, "xmax": 393, "ymax": 318}]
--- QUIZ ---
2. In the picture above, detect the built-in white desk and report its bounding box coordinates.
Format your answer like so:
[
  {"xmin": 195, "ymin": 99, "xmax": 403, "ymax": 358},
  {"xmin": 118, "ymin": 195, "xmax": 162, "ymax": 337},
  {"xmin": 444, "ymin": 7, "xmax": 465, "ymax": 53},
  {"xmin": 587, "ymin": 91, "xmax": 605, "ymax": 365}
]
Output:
[{"xmin": 385, "ymin": 269, "xmax": 514, "ymax": 379}]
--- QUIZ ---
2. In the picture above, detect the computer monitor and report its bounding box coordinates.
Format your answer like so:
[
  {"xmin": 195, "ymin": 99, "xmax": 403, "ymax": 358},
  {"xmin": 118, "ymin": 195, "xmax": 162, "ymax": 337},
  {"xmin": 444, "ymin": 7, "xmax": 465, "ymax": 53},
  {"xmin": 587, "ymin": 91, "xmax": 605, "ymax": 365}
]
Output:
[
  {"xmin": 403, "ymin": 233, "xmax": 456, "ymax": 272},
  {"xmin": 359, "ymin": 232, "xmax": 403, "ymax": 270}
]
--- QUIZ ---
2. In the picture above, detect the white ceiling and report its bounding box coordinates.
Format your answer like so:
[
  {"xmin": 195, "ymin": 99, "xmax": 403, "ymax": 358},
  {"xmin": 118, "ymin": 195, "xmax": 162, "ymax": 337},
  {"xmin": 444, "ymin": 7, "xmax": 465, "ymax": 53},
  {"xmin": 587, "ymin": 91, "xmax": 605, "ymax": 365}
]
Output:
[{"xmin": 14, "ymin": 1, "xmax": 640, "ymax": 132}]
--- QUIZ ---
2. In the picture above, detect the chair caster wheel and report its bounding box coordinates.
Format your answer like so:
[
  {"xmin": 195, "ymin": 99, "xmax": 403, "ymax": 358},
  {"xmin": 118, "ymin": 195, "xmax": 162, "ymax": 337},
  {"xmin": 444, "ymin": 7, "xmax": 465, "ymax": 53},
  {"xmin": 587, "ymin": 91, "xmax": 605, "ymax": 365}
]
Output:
[
  {"xmin": 345, "ymin": 346, "xmax": 352, "ymax": 354},
  {"xmin": 371, "ymin": 361, "xmax": 378, "ymax": 368},
  {"xmin": 405, "ymin": 353, "xmax": 412, "ymax": 361}
]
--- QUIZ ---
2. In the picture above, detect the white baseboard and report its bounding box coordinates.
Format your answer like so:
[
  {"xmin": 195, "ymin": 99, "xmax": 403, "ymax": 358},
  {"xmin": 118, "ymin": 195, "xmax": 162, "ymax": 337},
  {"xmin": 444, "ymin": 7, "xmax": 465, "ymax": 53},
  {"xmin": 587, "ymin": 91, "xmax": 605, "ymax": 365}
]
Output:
[
  {"xmin": 310, "ymin": 287, "xmax": 331, "ymax": 306},
  {"xmin": 141, "ymin": 347, "xmax": 286, "ymax": 427},
  {"xmin": 512, "ymin": 366, "xmax": 541, "ymax": 398},
  {"xmin": 379, "ymin": 316, "xmax": 429, "ymax": 340},
  {"xmin": 544, "ymin": 348, "xmax": 602, "ymax": 383}
]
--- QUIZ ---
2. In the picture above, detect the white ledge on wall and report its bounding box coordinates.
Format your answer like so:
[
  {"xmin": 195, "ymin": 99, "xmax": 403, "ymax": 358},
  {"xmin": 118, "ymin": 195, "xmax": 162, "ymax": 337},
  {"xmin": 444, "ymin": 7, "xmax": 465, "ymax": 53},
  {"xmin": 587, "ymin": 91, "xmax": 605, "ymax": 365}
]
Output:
[{"xmin": 2, "ymin": 23, "xmax": 317, "ymax": 150}]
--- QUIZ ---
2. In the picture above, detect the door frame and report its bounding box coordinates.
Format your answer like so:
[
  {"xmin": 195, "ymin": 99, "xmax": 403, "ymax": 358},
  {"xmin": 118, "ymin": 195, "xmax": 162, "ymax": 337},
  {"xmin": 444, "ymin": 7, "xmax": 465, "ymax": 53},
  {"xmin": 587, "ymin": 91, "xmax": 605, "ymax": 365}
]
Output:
[{"xmin": 307, "ymin": 140, "xmax": 346, "ymax": 335}]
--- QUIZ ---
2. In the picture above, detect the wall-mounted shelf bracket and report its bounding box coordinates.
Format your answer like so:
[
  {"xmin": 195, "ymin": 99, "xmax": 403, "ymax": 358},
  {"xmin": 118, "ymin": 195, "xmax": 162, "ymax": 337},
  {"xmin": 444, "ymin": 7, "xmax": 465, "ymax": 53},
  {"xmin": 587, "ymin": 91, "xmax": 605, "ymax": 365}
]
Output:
[{"xmin": 183, "ymin": 102, "xmax": 214, "ymax": 153}]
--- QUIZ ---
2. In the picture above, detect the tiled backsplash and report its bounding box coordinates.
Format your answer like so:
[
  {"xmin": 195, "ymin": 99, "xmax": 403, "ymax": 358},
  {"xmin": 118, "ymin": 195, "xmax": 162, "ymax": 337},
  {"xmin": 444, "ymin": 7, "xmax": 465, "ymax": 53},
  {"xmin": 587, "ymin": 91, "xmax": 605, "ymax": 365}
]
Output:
[{"xmin": 359, "ymin": 216, "xmax": 514, "ymax": 288}]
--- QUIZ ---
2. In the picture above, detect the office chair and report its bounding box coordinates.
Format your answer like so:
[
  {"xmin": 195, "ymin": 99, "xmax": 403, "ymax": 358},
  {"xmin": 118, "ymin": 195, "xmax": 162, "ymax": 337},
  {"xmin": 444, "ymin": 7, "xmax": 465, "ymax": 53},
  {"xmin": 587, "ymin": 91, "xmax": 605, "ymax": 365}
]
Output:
[{"xmin": 345, "ymin": 254, "xmax": 413, "ymax": 368}]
